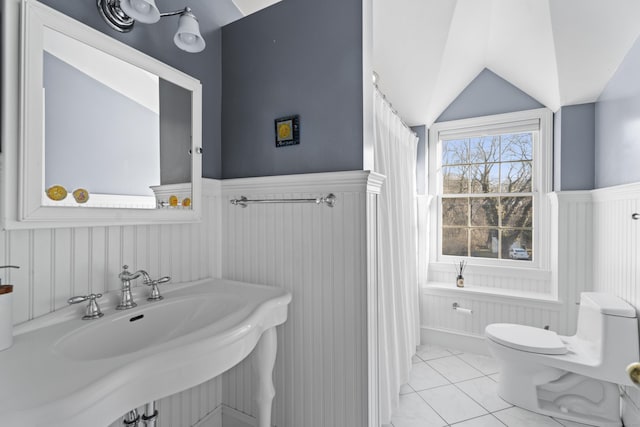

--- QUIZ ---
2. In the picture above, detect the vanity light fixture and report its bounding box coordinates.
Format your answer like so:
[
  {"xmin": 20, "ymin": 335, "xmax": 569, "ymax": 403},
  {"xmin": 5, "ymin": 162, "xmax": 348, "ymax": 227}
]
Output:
[{"xmin": 97, "ymin": 0, "xmax": 206, "ymax": 53}]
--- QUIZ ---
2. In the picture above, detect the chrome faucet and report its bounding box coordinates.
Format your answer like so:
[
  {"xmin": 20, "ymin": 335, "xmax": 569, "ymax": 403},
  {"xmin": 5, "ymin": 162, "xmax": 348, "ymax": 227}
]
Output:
[
  {"xmin": 68, "ymin": 293, "xmax": 104, "ymax": 319},
  {"xmin": 117, "ymin": 265, "xmax": 141, "ymax": 310},
  {"xmin": 117, "ymin": 265, "xmax": 171, "ymax": 309}
]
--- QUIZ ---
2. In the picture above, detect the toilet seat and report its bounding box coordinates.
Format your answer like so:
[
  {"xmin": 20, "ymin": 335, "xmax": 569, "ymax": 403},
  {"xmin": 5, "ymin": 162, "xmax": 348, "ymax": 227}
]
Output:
[{"xmin": 486, "ymin": 323, "xmax": 568, "ymax": 355}]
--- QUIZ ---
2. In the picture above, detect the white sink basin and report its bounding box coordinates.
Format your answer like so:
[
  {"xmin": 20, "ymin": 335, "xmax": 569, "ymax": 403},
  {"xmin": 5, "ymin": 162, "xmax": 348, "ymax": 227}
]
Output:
[
  {"xmin": 55, "ymin": 292, "xmax": 243, "ymax": 361},
  {"xmin": 0, "ymin": 278, "xmax": 291, "ymax": 427}
]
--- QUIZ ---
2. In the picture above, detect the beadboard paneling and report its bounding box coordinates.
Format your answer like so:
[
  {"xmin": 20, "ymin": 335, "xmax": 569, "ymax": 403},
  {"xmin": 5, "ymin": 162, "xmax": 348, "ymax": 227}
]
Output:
[
  {"xmin": 221, "ymin": 171, "xmax": 376, "ymax": 427},
  {"xmin": 592, "ymin": 183, "xmax": 640, "ymax": 304},
  {"xmin": 554, "ymin": 191, "xmax": 593, "ymax": 334},
  {"xmin": 0, "ymin": 179, "xmax": 224, "ymax": 427},
  {"xmin": 421, "ymin": 292, "xmax": 562, "ymax": 336},
  {"xmin": 427, "ymin": 266, "xmax": 552, "ymax": 294},
  {"xmin": 592, "ymin": 183, "xmax": 640, "ymax": 421},
  {"xmin": 107, "ymin": 378, "xmax": 222, "ymax": 427}
]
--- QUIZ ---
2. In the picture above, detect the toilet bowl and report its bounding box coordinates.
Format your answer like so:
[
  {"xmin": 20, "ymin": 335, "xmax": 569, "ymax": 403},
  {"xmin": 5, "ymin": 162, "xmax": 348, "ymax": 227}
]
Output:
[{"xmin": 486, "ymin": 292, "xmax": 639, "ymax": 427}]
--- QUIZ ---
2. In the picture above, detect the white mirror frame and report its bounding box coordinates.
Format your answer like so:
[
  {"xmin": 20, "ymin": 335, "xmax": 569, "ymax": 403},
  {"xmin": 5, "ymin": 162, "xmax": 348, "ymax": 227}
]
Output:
[{"xmin": 1, "ymin": 0, "xmax": 202, "ymax": 229}]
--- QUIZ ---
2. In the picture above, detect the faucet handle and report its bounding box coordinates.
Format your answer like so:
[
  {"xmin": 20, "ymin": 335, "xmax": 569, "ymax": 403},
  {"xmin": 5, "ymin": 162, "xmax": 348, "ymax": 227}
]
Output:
[
  {"xmin": 68, "ymin": 293, "xmax": 104, "ymax": 320},
  {"xmin": 119, "ymin": 265, "xmax": 132, "ymax": 280},
  {"xmin": 145, "ymin": 276, "xmax": 171, "ymax": 301}
]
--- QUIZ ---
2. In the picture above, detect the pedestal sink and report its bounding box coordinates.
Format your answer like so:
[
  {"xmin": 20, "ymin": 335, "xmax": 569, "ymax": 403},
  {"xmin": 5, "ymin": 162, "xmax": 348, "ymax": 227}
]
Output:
[{"xmin": 0, "ymin": 278, "xmax": 291, "ymax": 427}]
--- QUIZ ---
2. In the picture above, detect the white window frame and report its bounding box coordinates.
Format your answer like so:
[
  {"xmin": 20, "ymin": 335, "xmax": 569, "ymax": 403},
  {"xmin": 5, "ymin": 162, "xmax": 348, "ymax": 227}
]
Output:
[{"xmin": 428, "ymin": 108, "xmax": 553, "ymax": 274}]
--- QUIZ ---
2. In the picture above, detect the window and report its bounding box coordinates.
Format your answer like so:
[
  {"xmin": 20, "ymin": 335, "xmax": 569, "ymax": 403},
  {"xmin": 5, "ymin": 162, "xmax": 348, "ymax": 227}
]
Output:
[{"xmin": 428, "ymin": 109, "xmax": 552, "ymax": 268}]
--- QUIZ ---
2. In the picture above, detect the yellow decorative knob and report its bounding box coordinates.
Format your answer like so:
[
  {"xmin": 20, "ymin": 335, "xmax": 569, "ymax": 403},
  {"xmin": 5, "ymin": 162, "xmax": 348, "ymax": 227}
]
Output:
[
  {"xmin": 168, "ymin": 195, "xmax": 178, "ymax": 207},
  {"xmin": 46, "ymin": 185, "xmax": 67, "ymax": 201},
  {"xmin": 72, "ymin": 188, "xmax": 89, "ymax": 204},
  {"xmin": 627, "ymin": 362, "xmax": 640, "ymax": 386}
]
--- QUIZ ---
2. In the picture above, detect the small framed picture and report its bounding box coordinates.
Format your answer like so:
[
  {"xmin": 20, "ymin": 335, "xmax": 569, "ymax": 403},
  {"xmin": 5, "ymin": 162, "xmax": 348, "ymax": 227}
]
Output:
[{"xmin": 274, "ymin": 115, "xmax": 300, "ymax": 147}]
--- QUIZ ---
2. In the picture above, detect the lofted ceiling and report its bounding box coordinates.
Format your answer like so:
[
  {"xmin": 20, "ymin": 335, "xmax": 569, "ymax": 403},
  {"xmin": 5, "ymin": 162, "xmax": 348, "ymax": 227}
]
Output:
[
  {"xmin": 373, "ymin": 0, "xmax": 640, "ymax": 126},
  {"xmin": 159, "ymin": 0, "xmax": 280, "ymax": 35}
]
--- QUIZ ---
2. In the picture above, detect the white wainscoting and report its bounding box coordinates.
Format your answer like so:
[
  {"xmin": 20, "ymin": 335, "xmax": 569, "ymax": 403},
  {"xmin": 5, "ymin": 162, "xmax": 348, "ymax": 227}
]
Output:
[
  {"xmin": 1, "ymin": 179, "xmax": 224, "ymax": 427},
  {"xmin": 591, "ymin": 182, "xmax": 640, "ymax": 423},
  {"xmin": 553, "ymin": 191, "xmax": 593, "ymax": 334},
  {"xmin": 421, "ymin": 191, "xmax": 594, "ymax": 348},
  {"xmin": 220, "ymin": 171, "xmax": 380, "ymax": 427}
]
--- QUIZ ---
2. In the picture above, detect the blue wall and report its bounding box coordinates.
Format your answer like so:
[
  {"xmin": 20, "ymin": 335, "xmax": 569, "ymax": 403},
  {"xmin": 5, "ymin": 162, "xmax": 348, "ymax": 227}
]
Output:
[
  {"xmin": 221, "ymin": 0, "xmax": 364, "ymax": 179},
  {"xmin": 37, "ymin": 0, "xmax": 223, "ymax": 179},
  {"xmin": 435, "ymin": 69, "xmax": 543, "ymax": 123},
  {"xmin": 595, "ymin": 35, "xmax": 640, "ymax": 188},
  {"xmin": 554, "ymin": 103, "xmax": 595, "ymax": 191}
]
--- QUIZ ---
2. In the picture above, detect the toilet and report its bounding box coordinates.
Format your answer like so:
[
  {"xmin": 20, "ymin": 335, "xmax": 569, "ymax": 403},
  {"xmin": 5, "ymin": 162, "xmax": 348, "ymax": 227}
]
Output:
[{"xmin": 486, "ymin": 292, "xmax": 639, "ymax": 427}]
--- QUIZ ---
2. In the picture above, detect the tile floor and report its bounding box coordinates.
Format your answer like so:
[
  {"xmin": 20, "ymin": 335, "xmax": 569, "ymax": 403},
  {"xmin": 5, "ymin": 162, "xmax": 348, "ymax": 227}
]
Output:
[{"xmin": 390, "ymin": 345, "xmax": 593, "ymax": 427}]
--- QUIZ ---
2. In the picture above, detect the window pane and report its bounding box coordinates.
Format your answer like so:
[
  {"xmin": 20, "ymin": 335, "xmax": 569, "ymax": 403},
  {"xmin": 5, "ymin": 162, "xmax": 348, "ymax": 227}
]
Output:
[
  {"xmin": 470, "ymin": 229, "xmax": 499, "ymax": 258},
  {"xmin": 442, "ymin": 198, "xmax": 468, "ymax": 226},
  {"xmin": 501, "ymin": 133, "xmax": 532, "ymax": 161},
  {"xmin": 442, "ymin": 139, "xmax": 468, "ymax": 165},
  {"xmin": 470, "ymin": 164, "xmax": 499, "ymax": 193},
  {"xmin": 501, "ymin": 196, "xmax": 533, "ymax": 228},
  {"xmin": 443, "ymin": 165, "xmax": 469, "ymax": 193},
  {"xmin": 500, "ymin": 162, "xmax": 532, "ymax": 193},
  {"xmin": 443, "ymin": 228, "xmax": 468, "ymax": 256},
  {"xmin": 502, "ymin": 229, "xmax": 532, "ymax": 260},
  {"xmin": 470, "ymin": 136, "xmax": 499, "ymax": 164},
  {"xmin": 470, "ymin": 197, "xmax": 499, "ymax": 227}
]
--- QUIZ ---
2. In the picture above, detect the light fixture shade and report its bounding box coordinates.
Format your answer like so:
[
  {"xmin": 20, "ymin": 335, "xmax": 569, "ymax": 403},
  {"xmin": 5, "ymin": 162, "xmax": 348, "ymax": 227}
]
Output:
[
  {"xmin": 173, "ymin": 12, "xmax": 206, "ymax": 53},
  {"xmin": 120, "ymin": 0, "xmax": 161, "ymax": 24}
]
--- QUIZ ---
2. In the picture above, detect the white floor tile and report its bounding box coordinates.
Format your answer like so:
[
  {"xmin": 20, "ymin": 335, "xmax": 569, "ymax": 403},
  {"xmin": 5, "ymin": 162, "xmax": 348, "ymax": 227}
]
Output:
[
  {"xmin": 399, "ymin": 383, "xmax": 414, "ymax": 395},
  {"xmin": 488, "ymin": 373, "xmax": 500, "ymax": 383},
  {"xmin": 390, "ymin": 392, "xmax": 447, "ymax": 427},
  {"xmin": 552, "ymin": 417, "xmax": 599, "ymax": 427},
  {"xmin": 416, "ymin": 344, "xmax": 453, "ymax": 361},
  {"xmin": 447, "ymin": 347, "xmax": 464, "ymax": 355},
  {"xmin": 451, "ymin": 414, "xmax": 506, "ymax": 427},
  {"xmin": 456, "ymin": 352, "xmax": 500, "ymax": 375},
  {"xmin": 493, "ymin": 407, "xmax": 563, "ymax": 427},
  {"xmin": 419, "ymin": 384, "xmax": 488, "ymax": 424},
  {"xmin": 412, "ymin": 354, "xmax": 422, "ymax": 364},
  {"xmin": 408, "ymin": 362, "xmax": 450, "ymax": 391},
  {"xmin": 456, "ymin": 376, "xmax": 512, "ymax": 412},
  {"xmin": 427, "ymin": 355, "xmax": 484, "ymax": 383}
]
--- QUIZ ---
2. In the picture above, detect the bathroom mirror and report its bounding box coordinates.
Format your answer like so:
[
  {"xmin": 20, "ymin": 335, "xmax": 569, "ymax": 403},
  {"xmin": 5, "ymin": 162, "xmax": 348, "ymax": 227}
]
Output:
[{"xmin": 9, "ymin": 0, "xmax": 202, "ymax": 228}]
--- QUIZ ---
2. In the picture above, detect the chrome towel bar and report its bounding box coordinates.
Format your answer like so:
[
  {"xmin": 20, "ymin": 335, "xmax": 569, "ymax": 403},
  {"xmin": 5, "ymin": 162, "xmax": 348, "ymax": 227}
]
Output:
[{"xmin": 230, "ymin": 194, "xmax": 337, "ymax": 208}]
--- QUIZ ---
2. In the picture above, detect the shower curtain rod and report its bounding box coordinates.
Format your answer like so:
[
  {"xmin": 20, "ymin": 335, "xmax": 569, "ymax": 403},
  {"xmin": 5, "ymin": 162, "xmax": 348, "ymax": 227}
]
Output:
[{"xmin": 374, "ymin": 84, "xmax": 418, "ymax": 138}]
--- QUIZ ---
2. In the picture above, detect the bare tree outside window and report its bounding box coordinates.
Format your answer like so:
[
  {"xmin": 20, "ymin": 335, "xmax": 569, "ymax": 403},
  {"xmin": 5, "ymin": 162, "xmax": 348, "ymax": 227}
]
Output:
[{"xmin": 441, "ymin": 132, "xmax": 533, "ymax": 261}]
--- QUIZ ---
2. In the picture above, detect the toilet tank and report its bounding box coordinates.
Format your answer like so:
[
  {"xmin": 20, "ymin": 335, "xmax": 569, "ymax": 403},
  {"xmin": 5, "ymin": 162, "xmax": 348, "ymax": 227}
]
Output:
[{"xmin": 576, "ymin": 292, "xmax": 638, "ymax": 366}]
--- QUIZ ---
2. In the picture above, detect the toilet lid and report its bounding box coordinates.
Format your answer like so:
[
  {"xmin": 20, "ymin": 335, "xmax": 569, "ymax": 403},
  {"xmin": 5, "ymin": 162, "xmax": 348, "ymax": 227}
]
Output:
[{"xmin": 485, "ymin": 323, "xmax": 568, "ymax": 355}]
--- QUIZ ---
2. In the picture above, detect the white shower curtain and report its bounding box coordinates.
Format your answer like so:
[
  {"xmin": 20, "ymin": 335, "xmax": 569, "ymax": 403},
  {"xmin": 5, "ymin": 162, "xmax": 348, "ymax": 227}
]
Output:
[{"xmin": 373, "ymin": 87, "xmax": 420, "ymax": 424}]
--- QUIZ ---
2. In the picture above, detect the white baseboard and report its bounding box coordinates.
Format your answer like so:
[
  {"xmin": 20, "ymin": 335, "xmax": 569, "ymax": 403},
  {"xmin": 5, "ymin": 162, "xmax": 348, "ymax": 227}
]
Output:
[
  {"xmin": 192, "ymin": 405, "xmax": 222, "ymax": 427},
  {"xmin": 421, "ymin": 326, "xmax": 490, "ymax": 356},
  {"xmin": 622, "ymin": 388, "xmax": 640, "ymax": 427},
  {"xmin": 220, "ymin": 405, "xmax": 259, "ymax": 427}
]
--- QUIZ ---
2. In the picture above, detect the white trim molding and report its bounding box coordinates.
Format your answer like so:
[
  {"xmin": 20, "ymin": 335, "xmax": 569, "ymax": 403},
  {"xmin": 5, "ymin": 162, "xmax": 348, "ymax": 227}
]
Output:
[
  {"xmin": 427, "ymin": 108, "xmax": 553, "ymax": 272},
  {"xmin": 222, "ymin": 170, "xmax": 379, "ymax": 195},
  {"xmin": 3, "ymin": 0, "xmax": 204, "ymax": 229},
  {"xmin": 420, "ymin": 327, "xmax": 490, "ymax": 356}
]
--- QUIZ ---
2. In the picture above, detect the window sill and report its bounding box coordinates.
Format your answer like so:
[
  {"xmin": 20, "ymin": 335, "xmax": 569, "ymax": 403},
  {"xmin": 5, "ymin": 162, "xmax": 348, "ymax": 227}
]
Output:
[
  {"xmin": 429, "ymin": 261, "xmax": 551, "ymax": 280},
  {"xmin": 421, "ymin": 282, "xmax": 562, "ymax": 307}
]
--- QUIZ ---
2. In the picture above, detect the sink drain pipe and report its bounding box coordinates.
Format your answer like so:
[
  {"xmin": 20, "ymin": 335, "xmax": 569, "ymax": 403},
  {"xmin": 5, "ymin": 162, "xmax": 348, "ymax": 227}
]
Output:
[
  {"xmin": 123, "ymin": 409, "xmax": 139, "ymax": 427},
  {"xmin": 122, "ymin": 401, "xmax": 158, "ymax": 427},
  {"xmin": 142, "ymin": 401, "xmax": 159, "ymax": 427}
]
